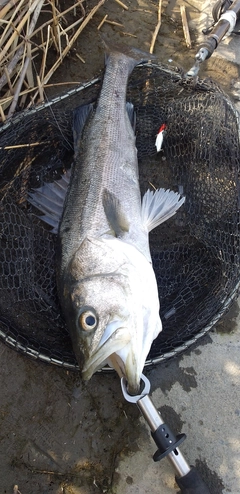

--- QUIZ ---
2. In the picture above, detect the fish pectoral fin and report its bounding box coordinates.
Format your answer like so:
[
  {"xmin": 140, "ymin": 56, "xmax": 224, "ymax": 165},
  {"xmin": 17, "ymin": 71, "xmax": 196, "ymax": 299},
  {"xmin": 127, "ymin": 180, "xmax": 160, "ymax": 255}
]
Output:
[
  {"xmin": 141, "ymin": 188, "xmax": 185, "ymax": 232},
  {"xmin": 102, "ymin": 189, "xmax": 130, "ymax": 237},
  {"xmin": 73, "ymin": 102, "xmax": 95, "ymax": 149}
]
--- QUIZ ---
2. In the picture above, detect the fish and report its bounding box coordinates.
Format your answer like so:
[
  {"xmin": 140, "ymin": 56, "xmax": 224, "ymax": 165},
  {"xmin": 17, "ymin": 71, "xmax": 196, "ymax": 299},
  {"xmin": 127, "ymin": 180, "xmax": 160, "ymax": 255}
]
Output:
[{"xmin": 29, "ymin": 40, "xmax": 185, "ymax": 394}]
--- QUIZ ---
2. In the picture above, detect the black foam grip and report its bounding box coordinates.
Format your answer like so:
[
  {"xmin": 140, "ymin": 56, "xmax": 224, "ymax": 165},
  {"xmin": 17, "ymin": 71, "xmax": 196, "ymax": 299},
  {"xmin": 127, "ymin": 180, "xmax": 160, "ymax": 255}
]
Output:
[{"xmin": 176, "ymin": 467, "xmax": 211, "ymax": 494}]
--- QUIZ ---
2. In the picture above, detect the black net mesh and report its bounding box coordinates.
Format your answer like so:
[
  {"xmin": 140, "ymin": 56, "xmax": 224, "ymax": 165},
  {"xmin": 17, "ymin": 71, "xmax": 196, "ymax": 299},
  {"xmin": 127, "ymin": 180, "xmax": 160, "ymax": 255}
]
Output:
[{"xmin": 0, "ymin": 63, "xmax": 239, "ymax": 370}]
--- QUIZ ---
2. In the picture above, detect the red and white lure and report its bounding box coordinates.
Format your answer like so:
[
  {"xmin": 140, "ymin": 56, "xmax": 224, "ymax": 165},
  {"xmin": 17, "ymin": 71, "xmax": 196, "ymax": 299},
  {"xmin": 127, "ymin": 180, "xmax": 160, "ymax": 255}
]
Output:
[{"xmin": 155, "ymin": 123, "xmax": 167, "ymax": 153}]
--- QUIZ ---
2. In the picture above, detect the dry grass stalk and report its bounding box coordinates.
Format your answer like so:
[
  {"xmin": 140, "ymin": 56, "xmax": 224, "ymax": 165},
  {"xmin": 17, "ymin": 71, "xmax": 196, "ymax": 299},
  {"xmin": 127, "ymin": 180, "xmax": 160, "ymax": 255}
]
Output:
[
  {"xmin": 148, "ymin": 181, "xmax": 157, "ymax": 191},
  {"xmin": 45, "ymin": 81, "xmax": 80, "ymax": 86},
  {"xmin": 114, "ymin": 0, "xmax": 128, "ymax": 10},
  {"xmin": 0, "ymin": 0, "xmax": 40, "ymax": 64},
  {"xmin": 36, "ymin": 74, "xmax": 44, "ymax": 102},
  {"xmin": 0, "ymin": 103, "xmax": 5, "ymax": 121},
  {"xmin": 64, "ymin": 15, "xmax": 85, "ymax": 33},
  {"xmin": 7, "ymin": 55, "xmax": 31, "ymax": 118},
  {"xmin": 4, "ymin": 67, "xmax": 14, "ymax": 93},
  {"xmin": 97, "ymin": 14, "xmax": 108, "ymax": 30},
  {"xmin": 0, "ymin": 86, "xmax": 35, "ymax": 106},
  {"xmin": 22, "ymin": 0, "xmax": 85, "ymax": 41},
  {"xmin": 51, "ymin": 0, "xmax": 60, "ymax": 53},
  {"xmin": 0, "ymin": 0, "xmax": 18, "ymax": 20},
  {"xmin": 0, "ymin": 0, "xmax": 44, "ymax": 91},
  {"xmin": 105, "ymin": 19, "xmax": 123, "ymax": 27},
  {"xmin": 39, "ymin": 24, "xmax": 51, "ymax": 82},
  {"xmin": 76, "ymin": 53, "xmax": 85, "ymax": 63},
  {"xmin": 0, "ymin": 80, "xmax": 80, "ymax": 107},
  {"xmin": 0, "ymin": 141, "xmax": 50, "ymax": 149},
  {"xmin": 41, "ymin": 0, "xmax": 105, "ymax": 87},
  {"xmin": 180, "ymin": 5, "xmax": 191, "ymax": 48},
  {"xmin": 150, "ymin": 0, "xmax": 162, "ymax": 54},
  {"xmin": 122, "ymin": 32, "xmax": 137, "ymax": 38},
  {"xmin": 0, "ymin": 0, "xmax": 105, "ymax": 120},
  {"xmin": 26, "ymin": 39, "xmax": 34, "ymax": 88},
  {"xmin": 0, "ymin": 0, "xmax": 26, "ymax": 47}
]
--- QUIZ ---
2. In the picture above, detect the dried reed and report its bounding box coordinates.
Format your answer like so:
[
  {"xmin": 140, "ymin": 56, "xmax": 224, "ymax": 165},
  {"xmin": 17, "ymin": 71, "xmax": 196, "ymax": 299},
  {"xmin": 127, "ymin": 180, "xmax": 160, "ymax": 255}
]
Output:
[{"xmin": 0, "ymin": 0, "xmax": 105, "ymax": 121}]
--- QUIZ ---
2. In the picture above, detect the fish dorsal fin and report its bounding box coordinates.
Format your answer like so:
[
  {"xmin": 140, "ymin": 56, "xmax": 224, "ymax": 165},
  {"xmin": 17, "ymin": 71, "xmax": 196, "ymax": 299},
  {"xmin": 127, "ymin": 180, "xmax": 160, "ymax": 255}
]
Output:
[
  {"xmin": 28, "ymin": 104, "xmax": 94, "ymax": 234},
  {"xmin": 141, "ymin": 188, "xmax": 185, "ymax": 232},
  {"xmin": 28, "ymin": 168, "xmax": 71, "ymax": 233},
  {"xmin": 102, "ymin": 189, "xmax": 129, "ymax": 237},
  {"xmin": 73, "ymin": 103, "xmax": 94, "ymax": 150}
]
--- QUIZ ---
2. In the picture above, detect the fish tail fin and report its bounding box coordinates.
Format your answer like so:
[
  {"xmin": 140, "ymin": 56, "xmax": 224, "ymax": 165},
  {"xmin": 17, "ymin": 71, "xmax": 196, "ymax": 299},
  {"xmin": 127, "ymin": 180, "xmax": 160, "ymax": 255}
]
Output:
[
  {"xmin": 141, "ymin": 189, "xmax": 185, "ymax": 232},
  {"xmin": 101, "ymin": 34, "xmax": 155, "ymax": 69}
]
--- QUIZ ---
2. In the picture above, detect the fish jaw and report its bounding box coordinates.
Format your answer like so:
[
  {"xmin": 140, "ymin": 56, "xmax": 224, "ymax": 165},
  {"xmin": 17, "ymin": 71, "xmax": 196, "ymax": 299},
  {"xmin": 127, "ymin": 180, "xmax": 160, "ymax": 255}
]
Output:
[
  {"xmin": 81, "ymin": 280, "xmax": 161, "ymax": 394},
  {"xmin": 81, "ymin": 321, "xmax": 132, "ymax": 379},
  {"xmin": 82, "ymin": 311, "xmax": 159, "ymax": 394}
]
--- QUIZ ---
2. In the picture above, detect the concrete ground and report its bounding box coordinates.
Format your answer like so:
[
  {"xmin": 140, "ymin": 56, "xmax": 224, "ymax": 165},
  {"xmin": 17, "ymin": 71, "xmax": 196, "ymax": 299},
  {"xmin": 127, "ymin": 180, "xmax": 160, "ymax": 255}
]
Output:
[
  {"xmin": 1, "ymin": 302, "xmax": 240, "ymax": 494},
  {"xmin": 114, "ymin": 301, "xmax": 240, "ymax": 494},
  {"xmin": 1, "ymin": 1, "xmax": 240, "ymax": 493}
]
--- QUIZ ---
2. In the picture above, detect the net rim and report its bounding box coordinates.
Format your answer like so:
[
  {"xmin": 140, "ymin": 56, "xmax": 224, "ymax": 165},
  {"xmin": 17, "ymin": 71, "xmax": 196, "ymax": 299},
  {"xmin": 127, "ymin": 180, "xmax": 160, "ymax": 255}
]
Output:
[{"xmin": 1, "ymin": 280, "xmax": 239, "ymax": 372}]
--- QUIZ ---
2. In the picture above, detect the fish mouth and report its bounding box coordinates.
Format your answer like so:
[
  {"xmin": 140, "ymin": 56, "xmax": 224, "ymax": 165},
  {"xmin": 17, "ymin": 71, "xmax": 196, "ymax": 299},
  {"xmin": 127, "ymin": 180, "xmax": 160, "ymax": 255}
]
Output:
[{"xmin": 82, "ymin": 321, "xmax": 141, "ymax": 394}]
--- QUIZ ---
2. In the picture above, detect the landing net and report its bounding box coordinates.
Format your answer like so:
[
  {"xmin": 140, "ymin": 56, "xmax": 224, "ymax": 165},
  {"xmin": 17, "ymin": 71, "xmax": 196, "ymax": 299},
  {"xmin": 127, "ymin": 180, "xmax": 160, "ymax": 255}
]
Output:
[{"xmin": 0, "ymin": 62, "xmax": 239, "ymax": 369}]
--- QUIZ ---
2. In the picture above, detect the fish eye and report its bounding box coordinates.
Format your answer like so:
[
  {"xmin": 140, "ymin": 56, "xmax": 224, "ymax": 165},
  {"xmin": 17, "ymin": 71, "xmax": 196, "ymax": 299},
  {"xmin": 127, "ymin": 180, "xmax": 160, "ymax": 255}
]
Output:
[{"xmin": 78, "ymin": 307, "xmax": 98, "ymax": 332}]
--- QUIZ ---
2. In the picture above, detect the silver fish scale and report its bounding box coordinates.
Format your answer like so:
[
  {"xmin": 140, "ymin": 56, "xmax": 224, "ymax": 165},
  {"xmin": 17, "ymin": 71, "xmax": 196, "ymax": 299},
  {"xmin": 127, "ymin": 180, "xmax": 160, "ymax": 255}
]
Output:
[{"xmin": 59, "ymin": 53, "xmax": 148, "ymax": 273}]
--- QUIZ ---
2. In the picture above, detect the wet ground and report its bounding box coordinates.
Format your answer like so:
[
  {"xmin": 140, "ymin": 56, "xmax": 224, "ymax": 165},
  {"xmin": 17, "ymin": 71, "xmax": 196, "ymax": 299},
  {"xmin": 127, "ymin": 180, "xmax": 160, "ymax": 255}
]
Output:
[{"xmin": 1, "ymin": 1, "xmax": 240, "ymax": 493}]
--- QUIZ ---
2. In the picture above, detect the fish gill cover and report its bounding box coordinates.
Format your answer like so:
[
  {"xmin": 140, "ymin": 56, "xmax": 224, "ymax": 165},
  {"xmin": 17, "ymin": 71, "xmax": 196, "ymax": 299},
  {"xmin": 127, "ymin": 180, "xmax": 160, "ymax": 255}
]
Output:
[{"xmin": 0, "ymin": 62, "xmax": 239, "ymax": 369}]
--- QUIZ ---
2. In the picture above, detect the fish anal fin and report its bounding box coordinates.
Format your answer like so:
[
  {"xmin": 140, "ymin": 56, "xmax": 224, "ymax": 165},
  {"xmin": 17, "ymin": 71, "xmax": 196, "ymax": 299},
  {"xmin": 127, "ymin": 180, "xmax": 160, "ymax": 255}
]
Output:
[
  {"xmin": 142, "ymin": 188, "xmax": 185, "ymax": 232},
  {"xmin": 102, "ymin": 189, "xmax": 130, "ymax": 238}
]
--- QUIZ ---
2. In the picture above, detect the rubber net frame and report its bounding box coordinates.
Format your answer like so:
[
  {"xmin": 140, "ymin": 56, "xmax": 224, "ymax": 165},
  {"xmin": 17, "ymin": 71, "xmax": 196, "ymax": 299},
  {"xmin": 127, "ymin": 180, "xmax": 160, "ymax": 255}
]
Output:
[{"xmin": 0, "ymin": 62, "xmax": 239, "ymax": 370}]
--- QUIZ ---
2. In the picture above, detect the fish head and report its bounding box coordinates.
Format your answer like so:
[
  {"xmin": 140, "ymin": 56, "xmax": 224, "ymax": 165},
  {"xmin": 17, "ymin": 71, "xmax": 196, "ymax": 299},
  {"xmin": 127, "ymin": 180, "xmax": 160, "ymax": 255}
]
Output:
[{"xmin": 60, "ymin": 236, "xmax": 161, "ymax": 394}]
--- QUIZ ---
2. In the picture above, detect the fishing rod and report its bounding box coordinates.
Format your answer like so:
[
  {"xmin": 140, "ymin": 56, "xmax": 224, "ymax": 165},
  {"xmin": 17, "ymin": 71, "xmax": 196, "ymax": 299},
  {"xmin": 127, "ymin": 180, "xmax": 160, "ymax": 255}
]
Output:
[
  {"xmin": 121, "ymin": 374, "xmax": 211, "ymax": 494},
  {"xmin": 186, "ymin": 0, "xmax": 240, "ymax": 77}
]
